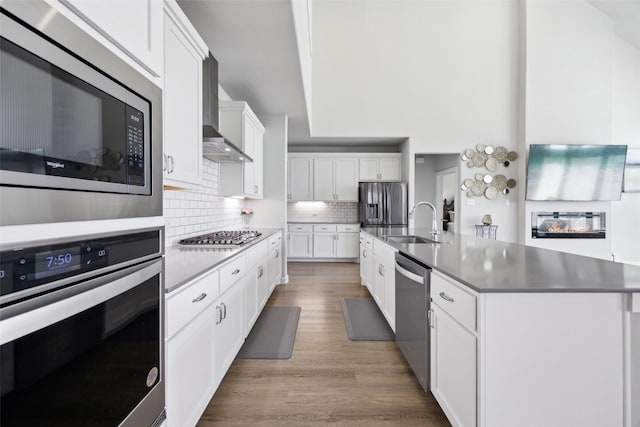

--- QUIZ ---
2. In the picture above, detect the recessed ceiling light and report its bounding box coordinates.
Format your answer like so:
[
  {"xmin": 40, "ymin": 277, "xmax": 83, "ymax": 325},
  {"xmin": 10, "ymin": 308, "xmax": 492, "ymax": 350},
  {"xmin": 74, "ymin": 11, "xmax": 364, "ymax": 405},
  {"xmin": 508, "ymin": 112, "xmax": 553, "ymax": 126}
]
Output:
[{"xmin": 224, "ymin": 148, "xmax": 231, "ymax": 152}]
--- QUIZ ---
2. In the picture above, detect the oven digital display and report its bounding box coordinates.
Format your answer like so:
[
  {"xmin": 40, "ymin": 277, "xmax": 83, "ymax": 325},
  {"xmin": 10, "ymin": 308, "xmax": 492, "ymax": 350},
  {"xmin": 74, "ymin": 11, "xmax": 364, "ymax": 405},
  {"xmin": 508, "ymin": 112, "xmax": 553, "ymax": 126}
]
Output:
[{"xmin": 34, "ymin": 247, "xmax": 82, "ymax": 280}]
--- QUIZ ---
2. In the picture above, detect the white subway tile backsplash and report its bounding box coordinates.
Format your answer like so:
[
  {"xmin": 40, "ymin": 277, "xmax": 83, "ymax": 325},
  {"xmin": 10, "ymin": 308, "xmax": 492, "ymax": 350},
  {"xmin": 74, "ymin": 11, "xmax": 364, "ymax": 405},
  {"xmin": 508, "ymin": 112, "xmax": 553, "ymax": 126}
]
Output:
[
  {"xmin": 163, "ymin": 159, "xmax": 243, "ymax": 246},
  {"xmin": 287, "ymin": 202, "xmax": 358, "ymax": 223}
]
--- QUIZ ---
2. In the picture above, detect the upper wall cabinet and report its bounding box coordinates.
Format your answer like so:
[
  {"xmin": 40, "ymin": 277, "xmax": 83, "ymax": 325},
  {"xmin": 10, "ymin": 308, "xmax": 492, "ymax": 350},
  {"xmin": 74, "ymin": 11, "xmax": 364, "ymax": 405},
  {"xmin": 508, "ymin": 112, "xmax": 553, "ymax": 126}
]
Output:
[
  {"xmin": 219, "ymin": 101, "xmax": 265, "ymax": 199},
  {"xmin": 313, "ymin": 158, "xmax": 358, "ymax": 201},
  {"xmin": 58, "ymin": 0, "xmax": 163, "ymax": 78},
  {"xmin": 162, "ymin": 1, "xmax": 208, "ymax": 189},
  {"xmin": 288, "ymin": 156, "xmax": 314, "ymax": 201},
  {"xmin": 359, "ymin": 155, "xmax": 402, "ymax": 181}
]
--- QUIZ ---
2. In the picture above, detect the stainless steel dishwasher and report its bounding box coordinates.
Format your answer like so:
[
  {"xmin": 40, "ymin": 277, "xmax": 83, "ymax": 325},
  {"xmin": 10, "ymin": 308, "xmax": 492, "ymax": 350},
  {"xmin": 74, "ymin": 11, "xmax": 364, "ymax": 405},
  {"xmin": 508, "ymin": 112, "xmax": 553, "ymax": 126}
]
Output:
[{"xmin": 395, "ymin": 252, "xmax": 431, "ymax": 392}]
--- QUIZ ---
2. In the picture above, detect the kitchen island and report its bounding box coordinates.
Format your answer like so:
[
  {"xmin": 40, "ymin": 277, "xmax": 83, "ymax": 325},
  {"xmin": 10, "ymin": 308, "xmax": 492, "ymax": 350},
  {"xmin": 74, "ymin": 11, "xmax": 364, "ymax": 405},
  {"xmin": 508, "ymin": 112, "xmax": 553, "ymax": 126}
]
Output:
[{"xmin": 361, "ymin": 227, "xmax": 640, "ymax": 427}]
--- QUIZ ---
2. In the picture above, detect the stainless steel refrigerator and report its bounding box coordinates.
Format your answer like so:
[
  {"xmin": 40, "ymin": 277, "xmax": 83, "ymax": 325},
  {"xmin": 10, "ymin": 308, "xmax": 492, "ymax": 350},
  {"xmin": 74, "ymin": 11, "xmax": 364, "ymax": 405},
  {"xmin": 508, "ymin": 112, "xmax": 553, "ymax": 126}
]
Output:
[{"xmin": 358, "ymin": 182, "xmax": 408, "ymax": 226}]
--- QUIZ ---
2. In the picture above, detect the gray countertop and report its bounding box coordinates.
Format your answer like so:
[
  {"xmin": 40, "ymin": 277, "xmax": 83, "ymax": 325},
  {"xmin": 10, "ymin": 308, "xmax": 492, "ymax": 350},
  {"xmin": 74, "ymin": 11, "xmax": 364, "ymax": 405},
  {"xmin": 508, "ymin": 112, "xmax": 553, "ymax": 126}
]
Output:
[
  {"xmin": 361, "ymin": 227, "xmax": 640, "ymax": 293},
  {"xmin": 164, "ymin": 228, "xmax": 282, "ymax": 293}
]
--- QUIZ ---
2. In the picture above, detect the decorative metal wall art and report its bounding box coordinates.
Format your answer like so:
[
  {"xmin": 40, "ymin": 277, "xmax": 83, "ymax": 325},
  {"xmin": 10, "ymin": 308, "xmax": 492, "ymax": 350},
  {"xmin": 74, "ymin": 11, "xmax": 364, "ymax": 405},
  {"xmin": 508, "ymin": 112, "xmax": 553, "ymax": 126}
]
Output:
[{"xmin": 460, "ymin": 145, "xmax": 517, "ymax": 199}]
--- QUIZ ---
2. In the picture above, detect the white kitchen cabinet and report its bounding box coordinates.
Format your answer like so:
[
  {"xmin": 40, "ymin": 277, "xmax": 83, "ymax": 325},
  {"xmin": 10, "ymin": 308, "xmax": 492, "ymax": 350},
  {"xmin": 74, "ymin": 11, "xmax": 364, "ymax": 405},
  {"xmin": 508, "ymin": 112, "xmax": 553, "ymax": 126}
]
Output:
[
  {"xmin": 336, "ymin": 230, "xmax": 360, "ymax": 258},
  {"xmin": 219, "ymin": 101, "xmax": 265, "ymax": 199},
  {"xmin": 430, "ymin": 303, "xmax": 477, "ymax": 427},
  {"xmin": 267, "ymin": 231, "xmax": 283, "ymax": 294},
  {"xmin": 360, "ymin": 244, "xmax": 374, "ymax": 294},
  {"xmin": 244, "ymin": 241, "xmax": 269, "ymax": 336},
  {"xmin": 313, "ymin": 158, "xmax": 358, "ymax": 201},
  {"xmin": 314, "ymin": 232, "xmax": 337, "ymax": 258},
  {"xmin": 359, "ymin": 156, "xmax": 401, "ymax": 181},
  {"xmin": 213, "ymin": 278, "xmax": 245, "ymax": 388},
  {"xmin": 287, "ymin": 157, "xmax": 314, "ymax": 201},
  {"xmin": 165, "ymin": 268, "xmax": 219, "ymax": 427},
  {"xmin": 166, "ymin": 303, "xmax": 216, "ymax": 427},
  {"xmin": 372, "ymin": 240, "xmax": 397, "ymax": 331},
  {"xmin": 288, "ymin": 224, "xmax": 313, "ymax": 258},
  {"xmin": 430, "ymin": 272, "xmax": 477, "ymax": 427},
  {"xmin": 59, "ymin": 0, "xmax": 163, "ymax": 77},
  {"xmin": 162, "ymin": 4, "xmax": 207, "ymax": 189}
]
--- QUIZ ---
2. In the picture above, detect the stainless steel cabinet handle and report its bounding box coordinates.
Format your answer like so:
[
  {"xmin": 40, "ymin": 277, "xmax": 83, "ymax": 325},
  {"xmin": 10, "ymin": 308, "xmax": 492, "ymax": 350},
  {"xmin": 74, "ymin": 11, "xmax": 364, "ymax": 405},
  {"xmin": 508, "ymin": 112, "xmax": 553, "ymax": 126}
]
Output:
[
  {"xmin": 168, "ymin": 155, "xmax": 175, "ymax": 174},
  {"xmin": 439, "ymin": 292, "xmax": 454, "ymax": 303},
  {"xmin": 362, "ymin": 250, "xmax": 367, "ymax": 258},
  {"xmin": 258, "ymin": 265, "xmax": 264, "ymax": 278},
  {"xmin": 232, "ymin": 268, "xmax": 240, "ymax": 275},
  {"xmin": 275, "ymin": 249, "xmax": 279, "ymax": 259},
  {"xmin": 380, "ymin": 265, "xmax": 384, "ymax": 276},
  {"xmin": 216, "ymin": 306, "xmax": 223, "ymax": 324},
  {"xmin": 221, "ymin": 302, "xmax": 227, "ymax": 319},
  {"xmin": 192, "ymin": 292, "xmax": 207, "ymax": 303},
  {"xmin": 427, "ymin": 309, "xmax": 434, "ymax": 328}
]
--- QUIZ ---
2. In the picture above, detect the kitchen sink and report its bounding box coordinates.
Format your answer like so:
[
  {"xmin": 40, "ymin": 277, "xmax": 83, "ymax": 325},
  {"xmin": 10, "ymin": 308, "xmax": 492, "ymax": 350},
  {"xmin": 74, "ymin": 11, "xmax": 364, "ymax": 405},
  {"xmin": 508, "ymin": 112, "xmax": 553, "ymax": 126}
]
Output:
[{"xmin": 385, "ymin": 235, "xmax": 440, "ymax": 244}]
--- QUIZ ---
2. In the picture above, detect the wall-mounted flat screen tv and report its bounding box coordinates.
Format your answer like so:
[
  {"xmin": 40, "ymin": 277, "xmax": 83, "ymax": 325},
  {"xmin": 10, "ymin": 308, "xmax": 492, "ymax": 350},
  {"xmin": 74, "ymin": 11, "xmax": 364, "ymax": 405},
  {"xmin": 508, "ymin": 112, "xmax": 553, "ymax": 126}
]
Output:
[{"xmin": 525, "ymin": 144, "xmax": 627, "ymax": 201}]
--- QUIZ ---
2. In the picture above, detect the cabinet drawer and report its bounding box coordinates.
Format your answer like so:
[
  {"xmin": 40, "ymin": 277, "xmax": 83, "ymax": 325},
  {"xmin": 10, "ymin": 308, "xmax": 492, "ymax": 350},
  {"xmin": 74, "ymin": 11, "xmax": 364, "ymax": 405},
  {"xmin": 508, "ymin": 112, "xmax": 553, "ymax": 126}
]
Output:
[
  {"xmin": 268, "ymin": 231, "xmax": 283, "ymax": 249},
  {"xmin": 361, "ymin": 233, "xmax": 374, "ymax": 250},
  {"xmin": 313, "ymin": 224, "xmax": 337, "ymax": 232},
  {"xmin": 166, "ymin": 269, "xmax": 219, "ymax": 338},
  {"xmin": 220, "ymin": 255, "xmax": 246, "ymax": 294},
  {"xmin": 246, "ymin": 240, "xmax": 268, "ymax": 266},
  {"xmin": 288, "ymin": 223, "xmax": 313, "ymax": 232},
  {"xmin": 431, "ymin": 272, "xmax": 476, "ymax": 332},
  {"xmin": 337, "ymin": 224, "xmax": 359, "ymax": 232}
]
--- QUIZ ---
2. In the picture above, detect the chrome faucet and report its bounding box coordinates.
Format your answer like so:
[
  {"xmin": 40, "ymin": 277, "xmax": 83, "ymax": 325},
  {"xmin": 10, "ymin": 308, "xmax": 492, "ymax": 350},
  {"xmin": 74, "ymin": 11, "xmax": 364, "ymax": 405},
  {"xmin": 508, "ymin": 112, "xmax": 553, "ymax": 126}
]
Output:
[{"xmin": 409, "ymin": 201, "xmax": 439, "ymax": 236}]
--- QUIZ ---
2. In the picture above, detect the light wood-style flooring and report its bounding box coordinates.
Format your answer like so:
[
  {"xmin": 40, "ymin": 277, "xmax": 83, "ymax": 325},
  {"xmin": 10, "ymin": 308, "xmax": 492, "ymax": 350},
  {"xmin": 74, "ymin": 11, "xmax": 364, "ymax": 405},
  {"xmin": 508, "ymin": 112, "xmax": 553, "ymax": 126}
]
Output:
[{"xmin": 197, "ymin": 262, "xmax": 450, "ymax": 426}]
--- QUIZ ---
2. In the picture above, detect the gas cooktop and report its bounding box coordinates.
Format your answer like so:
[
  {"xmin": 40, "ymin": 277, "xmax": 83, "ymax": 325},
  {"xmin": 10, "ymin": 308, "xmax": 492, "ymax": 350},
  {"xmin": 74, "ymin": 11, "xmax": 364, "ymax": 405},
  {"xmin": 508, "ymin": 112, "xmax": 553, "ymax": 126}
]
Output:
[{"xmin": 179, "ymin": 230, "xmax": 262, "ymax": 247}]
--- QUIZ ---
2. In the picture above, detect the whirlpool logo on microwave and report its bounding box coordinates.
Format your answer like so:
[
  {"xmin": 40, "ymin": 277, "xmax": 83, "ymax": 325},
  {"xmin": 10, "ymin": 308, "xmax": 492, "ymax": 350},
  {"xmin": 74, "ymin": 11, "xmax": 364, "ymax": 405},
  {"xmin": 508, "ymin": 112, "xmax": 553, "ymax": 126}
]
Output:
[{"xmin": 46, "ymin": 161, "xmax": 65, "ymax": 169}]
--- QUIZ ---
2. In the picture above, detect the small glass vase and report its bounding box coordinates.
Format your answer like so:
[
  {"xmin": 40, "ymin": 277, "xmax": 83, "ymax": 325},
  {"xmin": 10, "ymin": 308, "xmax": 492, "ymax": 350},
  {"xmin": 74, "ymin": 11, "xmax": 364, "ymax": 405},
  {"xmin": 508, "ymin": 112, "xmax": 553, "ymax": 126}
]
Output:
[{"xmin": 242, "ymin": 214, "xmax": 251, "ymax": 228}]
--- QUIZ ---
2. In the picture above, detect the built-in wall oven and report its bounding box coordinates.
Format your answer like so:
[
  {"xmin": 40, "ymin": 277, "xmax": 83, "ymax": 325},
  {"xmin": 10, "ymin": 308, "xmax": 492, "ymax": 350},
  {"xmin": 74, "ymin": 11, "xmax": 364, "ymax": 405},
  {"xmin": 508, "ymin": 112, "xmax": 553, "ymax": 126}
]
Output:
[
  {"xmin": 0, "ymin": 2, "xmax": 163, "ymax": 226},
  {"xmin": 0, "ymin": 228, "xmax": 165, "ymax": 426}
]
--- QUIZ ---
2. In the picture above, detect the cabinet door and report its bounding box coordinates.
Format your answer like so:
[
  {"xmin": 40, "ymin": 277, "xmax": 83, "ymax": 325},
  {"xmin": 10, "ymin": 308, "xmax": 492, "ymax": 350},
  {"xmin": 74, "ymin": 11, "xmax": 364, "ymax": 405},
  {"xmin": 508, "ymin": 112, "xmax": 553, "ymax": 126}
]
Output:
[
  {"xmin": 379, "ymin": 158, "xmax": 401, "ymax": 181},
  {"xmin": 242, "ymin": 116, "xmax": 256, "ymax": 196},
  {"xmin": 336, "ymin": 233, "xmax": 359, "ymax": 258},
  {"xmin": 244, "ymin": 268, "xmax": 258, "ymax": 337},
  {"xmin": 166, "ymin": 306, "xmax": 216, "ymax": 427},
  {"xmin": 288, "ymin": 158, "xmax": 313, "ymax": 201},
  {"xmin": 267, "ymin": 247, "xmax": 282, "ymax": 295},
  {"xmin": 253, "ymin": 124, "xmax": 264, "ymax": 198},
  {"xmin": 431, "ymin": 305, "xmax": 477, "ymax": 427},
  {"xmin": 334, "ymin": 159, "xmax": 358, "ymax": 201},
  {"xmin": 163, "ymin": 11, "xmax": 203, "ymax": 188},
  {"xmin": 214, "ymin": 282, "xmax": 245, "ymax": 387},
  {"xmin": 288, "ymin": 232, "xmax": 313, "ymax": 258},
  {"xmin": 373, "ymin": 255, "xmax": 385, "ymax": 308},
  {"xmin": 313, "ymin": 233, "xmax": 336, "ymax": 257},
  {"xmin": 360, "ymin": 245, "xmax": 374, "ymax": 293},
  {"xmin": 359, "ymin": 159, "xmax": 379, "ymax": 181},
  {"xmin": 256, "ymin": 263, "xmax": 268, "ymax": 309},
  {"xmin": 313, "ymin": 159, "xmax": 335, "ymax": 201},
  {"xmin": 62, "ymin": 0, "xmax": 163, "ymax": 76},
  {"xmin": 383, "ymin": 258, "xmax": 396, "ymax": 332}
]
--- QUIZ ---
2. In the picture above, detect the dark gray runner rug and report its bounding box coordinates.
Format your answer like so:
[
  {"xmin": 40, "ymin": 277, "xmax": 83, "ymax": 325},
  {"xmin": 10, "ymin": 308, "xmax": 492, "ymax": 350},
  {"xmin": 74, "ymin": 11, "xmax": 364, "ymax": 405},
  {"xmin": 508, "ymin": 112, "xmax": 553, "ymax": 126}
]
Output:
[
  {"xmin": 237, "ymin": 306, "xmax": 301, "ymax": 359},
  {"xmin": 341, "ymin": 298, "xmax": 394, "ymax": 341}
]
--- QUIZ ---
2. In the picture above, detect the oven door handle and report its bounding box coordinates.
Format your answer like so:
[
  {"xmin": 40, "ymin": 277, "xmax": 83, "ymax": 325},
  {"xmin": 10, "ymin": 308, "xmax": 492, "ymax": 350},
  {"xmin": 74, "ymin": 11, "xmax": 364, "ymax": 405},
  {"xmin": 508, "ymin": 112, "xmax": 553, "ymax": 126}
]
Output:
[{"xmin": 0, "ymin": 258, "xmax": 163, "ymax": 345}]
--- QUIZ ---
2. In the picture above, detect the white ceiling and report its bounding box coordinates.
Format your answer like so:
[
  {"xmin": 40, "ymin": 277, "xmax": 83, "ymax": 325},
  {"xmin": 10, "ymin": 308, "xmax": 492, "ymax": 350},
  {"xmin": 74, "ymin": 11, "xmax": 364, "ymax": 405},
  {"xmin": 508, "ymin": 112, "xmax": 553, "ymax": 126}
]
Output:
[{"xmin": 178, "ymin": 0, "xmax": 640, "ymax": 147}]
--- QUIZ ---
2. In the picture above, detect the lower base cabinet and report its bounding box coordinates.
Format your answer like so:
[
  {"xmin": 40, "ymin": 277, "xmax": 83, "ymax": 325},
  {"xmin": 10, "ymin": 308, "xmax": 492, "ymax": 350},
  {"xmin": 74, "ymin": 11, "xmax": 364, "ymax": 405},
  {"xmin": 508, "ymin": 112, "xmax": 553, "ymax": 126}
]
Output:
[
  {"xmin": 430, "ymin": 304, "xmax": 477, "ymax": 427},
  {"xmin": 166, "ymin": 230, "xmax": 283, "ymax": 427},
  {"xmin": 166, "ymin": 306, "xmax": 216, "ymax": 427},
  {"xmin": 213, "ymin": 279, "xmax": 245, "ymax": 387}
]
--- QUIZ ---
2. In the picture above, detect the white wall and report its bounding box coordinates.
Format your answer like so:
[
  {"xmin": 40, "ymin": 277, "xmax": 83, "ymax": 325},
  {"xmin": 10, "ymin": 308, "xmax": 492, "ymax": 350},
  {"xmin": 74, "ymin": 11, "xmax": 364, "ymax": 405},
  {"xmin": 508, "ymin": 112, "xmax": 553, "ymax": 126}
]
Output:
[
  {"xmin": 311, "ymin": 0, "xmax": 518, "ymax": 152},
  {"xmin": 312, "ymin": 0, "xmax": 520, "ymax": 242},
  {"xmin": 523, "ymin": 0, "xmax": 640, "ymax": 261},
  {"xmin": 611, "ymin": 36, "xmax": 640, "ymax": 264},
  {"xmin": 413, "ymin": 156, "xmax": 437, "ymax": 228}
]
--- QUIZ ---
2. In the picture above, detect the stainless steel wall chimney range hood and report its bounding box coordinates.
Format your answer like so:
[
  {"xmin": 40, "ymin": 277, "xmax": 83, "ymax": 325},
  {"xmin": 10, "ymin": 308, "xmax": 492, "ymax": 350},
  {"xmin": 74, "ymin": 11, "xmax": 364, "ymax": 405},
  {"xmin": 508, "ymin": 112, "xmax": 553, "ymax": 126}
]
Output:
[{"xmin": 202, "ymin": 53, "xmax": 252, "ymax": 163}]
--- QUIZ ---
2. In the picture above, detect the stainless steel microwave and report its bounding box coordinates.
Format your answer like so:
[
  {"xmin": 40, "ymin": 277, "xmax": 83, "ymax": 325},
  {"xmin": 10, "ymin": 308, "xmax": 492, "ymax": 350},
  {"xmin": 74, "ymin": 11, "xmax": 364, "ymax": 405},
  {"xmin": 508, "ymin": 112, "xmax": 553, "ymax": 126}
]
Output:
[{"xmin": 0, "ymin": 3, "xmax": 162, "ymax": 225}]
